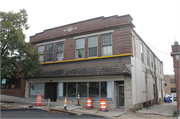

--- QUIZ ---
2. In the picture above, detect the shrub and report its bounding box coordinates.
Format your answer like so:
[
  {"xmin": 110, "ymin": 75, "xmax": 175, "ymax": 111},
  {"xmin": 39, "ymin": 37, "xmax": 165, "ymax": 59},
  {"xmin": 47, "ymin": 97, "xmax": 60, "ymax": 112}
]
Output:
[
  {"xmin": 173, "ymin": 109, "xmax": 178, "ymax": 117},
  {"xmin": 174, "ymin": 99, "xmax": 177, "ymax": 101},
  {"xmin": 139, "ymin": 107, "xmax": 143, "ymax": 110}
]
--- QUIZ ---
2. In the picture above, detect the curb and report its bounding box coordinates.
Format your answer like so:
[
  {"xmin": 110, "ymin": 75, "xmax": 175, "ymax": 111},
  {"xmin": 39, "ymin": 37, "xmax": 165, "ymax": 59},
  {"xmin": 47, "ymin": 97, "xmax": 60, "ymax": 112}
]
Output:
[{"xmin": 1, "ymin": 108, "xmax": 42, "ymax": 111}]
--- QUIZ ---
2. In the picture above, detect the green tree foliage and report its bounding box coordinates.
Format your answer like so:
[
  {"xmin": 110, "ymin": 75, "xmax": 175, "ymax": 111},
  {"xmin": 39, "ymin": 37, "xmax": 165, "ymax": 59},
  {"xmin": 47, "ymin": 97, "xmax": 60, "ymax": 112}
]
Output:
[{"xmin": 0, "ymin": 9, "xmax": 42, "ymax": 81}]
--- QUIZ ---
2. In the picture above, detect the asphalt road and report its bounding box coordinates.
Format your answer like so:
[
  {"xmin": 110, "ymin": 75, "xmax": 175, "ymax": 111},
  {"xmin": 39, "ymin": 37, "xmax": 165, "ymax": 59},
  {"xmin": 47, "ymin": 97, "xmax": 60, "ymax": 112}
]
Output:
[{"xmin": 1, "ymin": 109, "xmax": 108, "ymax": 119}]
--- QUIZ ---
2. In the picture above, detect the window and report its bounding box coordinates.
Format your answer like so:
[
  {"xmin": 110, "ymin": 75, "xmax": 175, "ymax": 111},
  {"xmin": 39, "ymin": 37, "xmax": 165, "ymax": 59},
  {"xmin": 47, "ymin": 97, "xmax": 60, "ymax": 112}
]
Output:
[
  {"xmin": 170, "ymin": 79, "xmax": 175, "ymax": 84},
  {"xmin": 101, "ymin": 82, "xmax": 107, "ymax": 97},
  {"xmin": 38, "ymin": 46, "xmax": 44, "ymax": 63},
  {"xmin": 102, "ymin": 34, "xmax": 112, "ymax": 56},
  {"xmin": 147, "ymin": 49, "xmax": 150, "ymax": 66},
  {"xmin": 56, "ymin": 42, "xmax": 64, "ymax": 61},
  {"xmin": 78, "ymin": 82, "xmax": 87, "ymax": 97},
  {"xmin": 141, "ymin": 44, "xmax": 144, "ymax": 62},
  {"xmin": 67, "ymin": 82, "xmax": 76, "ymax": 97},
  {"xmin": 46, "ymin": 44, "xmax": 54, "ymax": 62},
  {"xmin": 151, "ymin": 53, "xmax": 154, "ymax": 68},
  {"xmin": 1, "ymin": 78, "xmax": 21, "ymax": 89},
  {"xmin": 171, "ymin": 88, "xmax": 176, "ymax": 93},
  {"xmin": 76, "ymin": 38, "xmax": 85, "ymax": 59},
  {"xmin": 89, "ymin": 82, "xmax": 99, "ymax": 97},
  {"xmin": 88, "ymin": 36, "xmax": 98, "ymax": 57}
]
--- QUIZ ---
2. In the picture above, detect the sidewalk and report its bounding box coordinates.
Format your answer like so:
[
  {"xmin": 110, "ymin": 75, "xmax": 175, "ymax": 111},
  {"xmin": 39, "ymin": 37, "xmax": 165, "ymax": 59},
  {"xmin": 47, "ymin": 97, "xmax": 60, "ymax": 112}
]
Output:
[{"xmin": 0, "ymin": 94, "xmax": 178, "ymax": 118}]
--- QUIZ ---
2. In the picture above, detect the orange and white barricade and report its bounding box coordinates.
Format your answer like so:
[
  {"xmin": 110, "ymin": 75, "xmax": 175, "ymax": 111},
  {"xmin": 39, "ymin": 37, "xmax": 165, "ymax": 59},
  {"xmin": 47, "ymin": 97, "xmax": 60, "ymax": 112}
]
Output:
[
  {"xmin": 100, "ymin": 99, "xmax": 108, "ymax": 111},
  {"xmin": 36, "ymin": 92, "xmax": 42, "ymax": 106},
  {"xmin": 86, "ymin": 97, "xmax": 92, "ymax": 109}
]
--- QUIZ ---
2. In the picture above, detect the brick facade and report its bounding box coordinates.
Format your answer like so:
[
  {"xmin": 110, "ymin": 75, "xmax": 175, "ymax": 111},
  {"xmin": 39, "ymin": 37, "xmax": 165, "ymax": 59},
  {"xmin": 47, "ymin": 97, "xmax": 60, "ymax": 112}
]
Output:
[
  {"xmin": 171, "ymin": 41, "xmax": 180, "ymax": 114},
  {"xmin": 164, "ymin": 75, "xmax": 176, "ymax": 95},
  {"xmin": 1, "ymin": 78, "xmax": 26, "ymax": 97}
]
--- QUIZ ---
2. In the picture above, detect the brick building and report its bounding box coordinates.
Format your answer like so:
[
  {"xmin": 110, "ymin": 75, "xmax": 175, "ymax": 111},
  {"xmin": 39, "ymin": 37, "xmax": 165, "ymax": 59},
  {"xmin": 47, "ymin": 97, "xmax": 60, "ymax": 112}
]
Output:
[
  {"xmin": 164, "ymin": 75, "xmax": 176, "ymax": 95},
  {"xmin": 171, "ymin": 41, "xmax": 180, "ymax": 114},
  {"xmin": 25, "ymin": 15, "xmax": 164, "ymax": 110}
]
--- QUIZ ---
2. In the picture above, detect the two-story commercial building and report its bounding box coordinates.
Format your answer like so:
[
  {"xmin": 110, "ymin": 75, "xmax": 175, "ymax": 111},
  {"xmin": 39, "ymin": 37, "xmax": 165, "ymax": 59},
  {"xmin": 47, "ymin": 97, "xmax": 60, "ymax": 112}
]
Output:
[{"xmin": 25, "ymin": 14, "xmax": 164, "ymax": 110}]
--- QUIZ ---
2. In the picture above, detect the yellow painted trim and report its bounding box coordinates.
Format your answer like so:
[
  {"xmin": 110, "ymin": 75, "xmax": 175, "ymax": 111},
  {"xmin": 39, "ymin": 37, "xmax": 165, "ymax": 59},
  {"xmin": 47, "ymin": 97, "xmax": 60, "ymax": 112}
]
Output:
[{"xmin": 41, "ymin": 53, "xmax": 132, "ymax": 65}]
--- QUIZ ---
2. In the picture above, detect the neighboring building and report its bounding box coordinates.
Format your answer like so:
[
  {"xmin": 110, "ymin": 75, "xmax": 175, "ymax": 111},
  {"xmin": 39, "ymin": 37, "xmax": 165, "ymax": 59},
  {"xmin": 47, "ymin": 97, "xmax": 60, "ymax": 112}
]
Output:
[
  {"xmin": 25, "ymin": 15, "xmax": 164, "ymax": 110},
  {"xmin": 164, "ymin": 75, "xmax": 176, "ymax": 95},
  {"xmin": 171, "ymin": 41, "xmax": 180, "ymax": 114},
  {"xmin": 1, "ymin": 78, "xmax": 26, "ymax": 97}
]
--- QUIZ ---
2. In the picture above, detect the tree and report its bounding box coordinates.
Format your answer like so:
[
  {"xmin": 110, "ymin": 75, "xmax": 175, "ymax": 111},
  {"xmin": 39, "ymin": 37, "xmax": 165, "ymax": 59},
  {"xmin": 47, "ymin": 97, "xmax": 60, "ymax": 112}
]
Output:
[{"xmin": 0, "ymin": 9, "xmax": 42, "ymax": 87}]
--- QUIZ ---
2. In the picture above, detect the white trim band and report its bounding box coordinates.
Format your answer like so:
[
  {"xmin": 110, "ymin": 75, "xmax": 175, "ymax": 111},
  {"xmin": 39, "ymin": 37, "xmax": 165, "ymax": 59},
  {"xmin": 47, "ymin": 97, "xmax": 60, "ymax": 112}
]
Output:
[
  {"xmin": 74, "ymin": 30, "xmax": 114, "ymax": 39},
  {"xmin": 37, "ymin": 39, "xmax": 66, "ymax": 46}
]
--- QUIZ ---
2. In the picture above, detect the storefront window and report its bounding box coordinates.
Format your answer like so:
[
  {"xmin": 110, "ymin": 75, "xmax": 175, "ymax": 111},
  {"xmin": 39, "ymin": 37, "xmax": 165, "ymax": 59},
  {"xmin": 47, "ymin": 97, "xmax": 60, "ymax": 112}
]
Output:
[
  {"xmin": 68, "ymin": 82, "xmax": 76, "ymax": 97},
  {"xmin": 78, "ymin": 82, "xmax": 87, "ymax": 97},
  {"xmin": 101, "ymin": 82, "xmax": 107, "ymax": 97},
  {"xmin": 89, "ymin": 82, "xmax": 99, "ymax": 97},
  {"xmin": 1, "ymin": 78, "xmax": 21, "ymax": 89},
  {"xmin": 63, "ymin": 83, "xmax": 67, "ymax": 96}
]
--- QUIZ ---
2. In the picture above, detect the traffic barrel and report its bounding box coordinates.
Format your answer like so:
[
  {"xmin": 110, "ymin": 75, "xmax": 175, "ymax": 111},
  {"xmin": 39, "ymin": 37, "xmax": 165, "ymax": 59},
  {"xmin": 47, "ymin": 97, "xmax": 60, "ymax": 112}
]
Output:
[
  {"xmin": 36, "ymin": 92, "xmax": 42, "ymax": 106},
  {"xmin": 100, "ymin": 99, "xmax": 108, "ymax": 111},
  {"xmin": 86, "ymin": 97, "xmax": 92, "ymax": 109}
]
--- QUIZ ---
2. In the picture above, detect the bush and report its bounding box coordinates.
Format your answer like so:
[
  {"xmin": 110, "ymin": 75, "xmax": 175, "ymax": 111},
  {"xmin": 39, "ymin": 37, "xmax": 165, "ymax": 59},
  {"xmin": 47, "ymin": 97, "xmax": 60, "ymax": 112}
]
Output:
[
  {"xmin": 173, "ymin": 109, "xmax": 178, "ymax": 117},
  {"xmin": 139, "ymin": 107, "xmax": 143, "ymax": 110},
  {"xmin": 174, "ymin": 99, "xmax": 177, "ymax": 101}
]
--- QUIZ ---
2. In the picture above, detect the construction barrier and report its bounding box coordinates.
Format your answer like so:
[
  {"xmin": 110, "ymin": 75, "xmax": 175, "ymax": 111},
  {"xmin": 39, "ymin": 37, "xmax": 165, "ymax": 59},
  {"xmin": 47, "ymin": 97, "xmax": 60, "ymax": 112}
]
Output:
[
  {"xmin": 100, "ymin": 99, "xmax": 107, "ymax": 111},
  {"xmin": 86, "ymin": 97, "xmax": 92, "ymax": 109},
  {"xmin": 64, "ymin": 96, "xmax": 67, "ymax": 110},
  {"xmin": 36, "ymin": 92, "xmax": 42, "ymax": 106}
]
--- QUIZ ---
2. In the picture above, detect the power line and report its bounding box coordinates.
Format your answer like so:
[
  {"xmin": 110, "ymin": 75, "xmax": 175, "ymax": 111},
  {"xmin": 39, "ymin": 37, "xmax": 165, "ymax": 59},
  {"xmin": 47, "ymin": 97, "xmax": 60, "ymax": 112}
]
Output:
[{"xmin": 148, "ymin": 45, "xmax": 170, "ymax": 56}]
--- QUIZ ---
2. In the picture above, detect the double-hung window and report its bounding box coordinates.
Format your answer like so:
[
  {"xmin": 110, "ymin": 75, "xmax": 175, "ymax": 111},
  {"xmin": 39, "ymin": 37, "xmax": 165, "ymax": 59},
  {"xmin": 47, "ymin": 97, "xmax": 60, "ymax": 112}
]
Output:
[
  {"xmin": 76, "ymin": 38, "xmax": 85, "ymax": 59},
  {"xmin": 38, "ymin": 46, "xmax": 44, "ymax": 63},
  {"xmin": 88, "ymin": 36, "xmax": 98, "ymax": 57},
  {"xmin": 102, "ymin": 33, "xmax": 112, "ymax": 56},
  {"xmin": 147, "ymin": 49, "xmax": 150, "ymax": 66},
  {"xmin": 46, "ymin": 44, "xmax": 54, "ymax": 62},
  {"xmin": 141, "ymin": 44, "xmax": 144, "ymax": 62},
  {"xmin": 56, "ymin": 42, "xmax": 64, "ymax": 61}
]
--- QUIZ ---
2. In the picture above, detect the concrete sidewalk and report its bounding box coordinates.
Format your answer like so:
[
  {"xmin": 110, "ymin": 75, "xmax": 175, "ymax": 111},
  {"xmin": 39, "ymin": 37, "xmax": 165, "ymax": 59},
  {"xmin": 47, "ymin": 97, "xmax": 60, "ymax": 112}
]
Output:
[
  {"xmin": 0, "ymin": 94, "xmax": 178, "ymax": 118},
  {"xmin": 137, "ymin": 101, "xmax": 177, "ymax": 117}
]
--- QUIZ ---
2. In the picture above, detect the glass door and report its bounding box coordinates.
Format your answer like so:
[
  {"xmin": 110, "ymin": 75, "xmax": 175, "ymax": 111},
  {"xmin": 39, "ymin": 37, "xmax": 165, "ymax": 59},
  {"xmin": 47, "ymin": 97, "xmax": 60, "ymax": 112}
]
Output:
[{"xmin": 118, "ymin": 84, "xmax": 124, "ymax": 107}]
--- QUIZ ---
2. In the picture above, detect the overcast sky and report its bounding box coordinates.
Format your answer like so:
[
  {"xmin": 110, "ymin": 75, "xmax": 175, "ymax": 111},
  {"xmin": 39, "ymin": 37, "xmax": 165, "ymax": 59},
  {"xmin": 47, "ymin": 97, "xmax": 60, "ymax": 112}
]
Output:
[{"xmin": 1, "ymin": 0, "xmax": 180, "ymax": 74}]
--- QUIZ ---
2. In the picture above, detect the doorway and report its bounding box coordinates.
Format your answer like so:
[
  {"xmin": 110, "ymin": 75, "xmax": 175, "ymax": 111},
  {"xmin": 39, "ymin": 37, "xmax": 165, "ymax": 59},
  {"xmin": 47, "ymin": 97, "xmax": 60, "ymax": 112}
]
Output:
[
  {"xmin": 45, "ymin": 83, "xmax": 57, "ymax": 101},
  {"xmin": 118, "ymin": 84, "xmax": 124, "ymax": 107}
]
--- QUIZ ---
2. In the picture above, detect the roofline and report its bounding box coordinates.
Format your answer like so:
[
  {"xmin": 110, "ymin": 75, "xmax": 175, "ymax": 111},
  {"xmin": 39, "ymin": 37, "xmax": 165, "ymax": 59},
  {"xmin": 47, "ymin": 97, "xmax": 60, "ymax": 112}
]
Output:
[
  {"xmin": 30, "ymin": 14, "xmax": 133, "ymax": 38},
  {"xmin": 132, "ymin": 29, "xmax": 163, "ymax": 64}
]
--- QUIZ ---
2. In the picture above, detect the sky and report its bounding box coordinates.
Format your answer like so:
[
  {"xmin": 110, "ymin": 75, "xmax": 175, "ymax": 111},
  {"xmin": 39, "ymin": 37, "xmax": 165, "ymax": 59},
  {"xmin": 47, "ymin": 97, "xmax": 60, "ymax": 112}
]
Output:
[{"xmin": 1, "ymin": 0, "xmax": 180, "ymax": 75}]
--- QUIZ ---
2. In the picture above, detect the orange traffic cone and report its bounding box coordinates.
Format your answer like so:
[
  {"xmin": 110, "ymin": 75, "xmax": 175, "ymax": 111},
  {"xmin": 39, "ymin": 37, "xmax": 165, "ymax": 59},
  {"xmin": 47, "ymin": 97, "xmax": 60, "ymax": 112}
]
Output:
[
  {"xmin": 64, "ymin": 96, "xmax": 67, "ymax": 110},
  {"xmin": 100, "ymin": 99, "xmax": 108, "ymax": 111}
]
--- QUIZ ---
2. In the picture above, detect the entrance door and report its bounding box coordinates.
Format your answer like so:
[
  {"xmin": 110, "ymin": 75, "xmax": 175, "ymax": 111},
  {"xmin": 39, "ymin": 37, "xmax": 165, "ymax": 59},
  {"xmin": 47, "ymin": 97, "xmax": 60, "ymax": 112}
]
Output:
[
  {"xmin": 118, "ymin": 84, "xmax": 124, "ymax": 107},
  {"xmin": 45, "ymin": 83, "xmax": 57, "ymax": 101}
]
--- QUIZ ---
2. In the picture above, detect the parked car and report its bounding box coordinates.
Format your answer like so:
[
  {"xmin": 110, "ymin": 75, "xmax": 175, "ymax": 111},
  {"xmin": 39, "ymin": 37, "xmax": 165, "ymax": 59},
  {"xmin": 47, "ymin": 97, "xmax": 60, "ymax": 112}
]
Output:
[
  {"xmin": 165, "ymin": 94, "xmax": 173, "ymax": 102},
  {"xmin": 171, "ymin": 93, "xmax": 176, "ymax": 99}
]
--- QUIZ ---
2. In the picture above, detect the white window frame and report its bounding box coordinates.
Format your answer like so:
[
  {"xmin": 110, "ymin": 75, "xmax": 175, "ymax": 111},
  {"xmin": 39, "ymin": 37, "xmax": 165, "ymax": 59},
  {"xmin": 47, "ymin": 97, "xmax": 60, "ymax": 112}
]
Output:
[
  {"xmin": 101, "ymin": 33, "xmax": 112, "ymax": 56},
  {"xmin": 141, "ymin": 43, "xmax": 144, "ymax": 62},
  {"xmin": 38, "ymin": 45, "xmax": 44, "ymax": 63},
  {"xmin": 46, "ymin": 43, "xmax": 54, "ymax": 62},
  {"xmin": 75, "ymin": 38, "xmax": 85, "ymax": 59},
  {"xmin": 88, "ymin": 36, "xmax": 98, "ymax": 57},
  {"xmin": 56, "ymin": 42, "xmax": 64, "ymax": 61}
]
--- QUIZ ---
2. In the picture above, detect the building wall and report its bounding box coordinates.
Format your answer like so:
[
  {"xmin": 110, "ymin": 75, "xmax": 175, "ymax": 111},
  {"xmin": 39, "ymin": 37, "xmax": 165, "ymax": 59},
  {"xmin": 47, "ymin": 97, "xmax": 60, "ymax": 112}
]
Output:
[
  {"xmin": 131, "ymin": 30, "xmax": 164, "ymax": 107},
  {"xmin": 164, "ymin": 75, "xmax": 175, "ymax": 95},
  {"xmin": 1, "ymin": 78, "xmax": 25, "ymax": 97}
]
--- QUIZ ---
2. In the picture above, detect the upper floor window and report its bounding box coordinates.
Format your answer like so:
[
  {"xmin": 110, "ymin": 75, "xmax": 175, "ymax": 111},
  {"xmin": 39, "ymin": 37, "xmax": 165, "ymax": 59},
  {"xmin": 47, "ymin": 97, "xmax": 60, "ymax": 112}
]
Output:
[
  {"xmin": 56, "ymin": 42, "xmax": 64, "ymax": 61},
  {"xmin": 170, "ymin": 79, "xmax": 175, "ymax": 84},
  {"xmin": 38, "ymin": 46, "xmax": 44, "ymax": 63},
  {"xmin": 76, "ymin": 38, "xmax": 84, "ymax": 59},
  {"xmin": 147, "ymin": 49, "xmax": 150, "ymax": 66},
  {"xmin": 171, "ymin": 88, "xmax": 176, "ymax": 93},
  {"xmin": 88, "ymin": 36, "xmax": 98, "ymax": 57},
  {"xmin": 102, "ymin": 34, "xmax": 112, "ymax": 56},
  {"xmin": 46, "ymin": 44, "xmax": 54, "ymax": 62},
  {"xmin": 151, "ymin": 53, "xmax": 154, "ymax": 69},
  {"xmin": 141, "ymin": 44, "xmax": 144, "ymax": 62}
]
